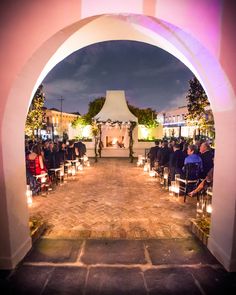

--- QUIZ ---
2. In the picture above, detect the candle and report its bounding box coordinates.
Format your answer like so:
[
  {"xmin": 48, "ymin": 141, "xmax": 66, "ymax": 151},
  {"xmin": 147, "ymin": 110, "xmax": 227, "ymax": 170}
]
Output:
[
  {"xmin": 41, "ymin": 176, "xmax": 46, "ymax": 183},
  {"xmin": 72, "ymin": 166, "xmax": 76, "ymax": 176},
  {"xmin": 26, "ymin": 186, "xmax": 33, "ymax": 206},
  {"xmin": 78, "ymin": 164, "xmax": 83, "ymax": 171},
  {"xmin": 206, "ymin": 204, "xmax": 212, "ymax": 214},
  {"xmin": 143, "ymin": 163, "xmax": 149, "ymax": 172},
  {"xmin": 163, "ymin": 167, "xmax": 169, "ymax": 180},
  {"xmin": 149, "ymin": 170, "xmax": 156, "ymax": 177}
]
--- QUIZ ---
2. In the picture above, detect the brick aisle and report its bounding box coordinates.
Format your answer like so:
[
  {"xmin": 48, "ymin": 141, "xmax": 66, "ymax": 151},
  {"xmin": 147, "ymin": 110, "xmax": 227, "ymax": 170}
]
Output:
[{"xmin": 29, "ymin": 158, "xmax": 197, "ymax": 239}]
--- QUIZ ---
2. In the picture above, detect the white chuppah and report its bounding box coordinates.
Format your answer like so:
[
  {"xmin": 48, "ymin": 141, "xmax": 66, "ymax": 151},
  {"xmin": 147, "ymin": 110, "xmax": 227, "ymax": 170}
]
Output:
[{"xmin": 94, "ymin": 90, "xmax": 138, "ymax": 157}]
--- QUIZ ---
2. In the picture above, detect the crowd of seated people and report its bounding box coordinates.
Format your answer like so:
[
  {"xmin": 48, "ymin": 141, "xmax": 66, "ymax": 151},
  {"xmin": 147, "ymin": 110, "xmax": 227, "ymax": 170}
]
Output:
[
  {"xmin": 25, "ymin": 139, "xmax": 87, "ymax": 193},
  {"xmin": 148, "ymin": 138, "xmax": 214, "ymax": 195}
]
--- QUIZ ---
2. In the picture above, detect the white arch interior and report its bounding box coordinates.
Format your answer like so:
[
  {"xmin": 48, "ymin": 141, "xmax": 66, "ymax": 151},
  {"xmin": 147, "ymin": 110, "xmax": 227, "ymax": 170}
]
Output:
[{"xmin": 1, "ymin": 14, "xmax": 236, "ymax": 270}]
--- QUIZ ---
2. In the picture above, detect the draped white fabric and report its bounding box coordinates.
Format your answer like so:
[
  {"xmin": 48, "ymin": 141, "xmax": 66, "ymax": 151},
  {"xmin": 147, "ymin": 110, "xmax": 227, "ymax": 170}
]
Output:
[{"xmin": 94, "ymin": 90, "xmax": 138, "ymax": 123}]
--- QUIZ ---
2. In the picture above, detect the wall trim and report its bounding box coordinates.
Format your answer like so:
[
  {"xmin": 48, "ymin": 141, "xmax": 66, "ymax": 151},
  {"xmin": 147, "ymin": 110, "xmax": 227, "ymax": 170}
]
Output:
[
  {"xmin": 0, "ymin": 237, "xmax": 32, "ymax": 269},
  {"xmin": 208, "ymin": 236, "xmax": 235, "ymax": 272}
]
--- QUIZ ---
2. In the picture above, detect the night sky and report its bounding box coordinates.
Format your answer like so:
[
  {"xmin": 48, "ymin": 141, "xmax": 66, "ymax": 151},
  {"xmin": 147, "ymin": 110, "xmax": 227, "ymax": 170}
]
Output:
[{"xmin": 43, "ymin": 40, "xmax": 193, "ymax": 115}]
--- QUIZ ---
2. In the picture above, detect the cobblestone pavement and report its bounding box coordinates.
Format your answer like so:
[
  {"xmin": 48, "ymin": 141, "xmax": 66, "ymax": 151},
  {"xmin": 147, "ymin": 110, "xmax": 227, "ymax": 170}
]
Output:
[{"xmin": 29, "ymin": 158, "xmax": 197, "ymax": 239}]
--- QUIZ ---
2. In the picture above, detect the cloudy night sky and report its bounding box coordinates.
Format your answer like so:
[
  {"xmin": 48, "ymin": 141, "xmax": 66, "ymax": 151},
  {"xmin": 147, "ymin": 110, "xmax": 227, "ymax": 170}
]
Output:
[{"xmin": 43, "ymin": 40, "xmax": 193, "ymax": 115}]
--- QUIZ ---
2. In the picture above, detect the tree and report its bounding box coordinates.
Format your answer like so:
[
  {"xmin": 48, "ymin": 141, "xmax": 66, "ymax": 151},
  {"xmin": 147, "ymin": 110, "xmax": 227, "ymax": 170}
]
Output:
[
  {"xmin": 72, "ymin": 96, "xmax": 158, "ymax": 127},
  {"xmin": 83, "ymin": 97, "xmax": 105, "ymax": 124},
  {"xmin": 25, "ymin": 84, "xmax": 46, "ymax": 139},
  {"xmin": 186, "ymin": 77, "xmax": 215, "ymax": 138},
  {"xmin": 128, "ymin": 104, "xmax": 158, "ymax": 127},
  {"xmin": 71, "ymin": 116, "xmax": 87, "ymax": 128}
]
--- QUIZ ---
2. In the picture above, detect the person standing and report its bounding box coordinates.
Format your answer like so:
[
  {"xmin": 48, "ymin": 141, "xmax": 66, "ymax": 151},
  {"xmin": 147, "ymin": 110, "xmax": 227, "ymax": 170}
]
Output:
[
  {"xmin": 148, "ymin": 140, "xmax": 160, "ymax": 169},
  {"xmin": 169, "ymin": 143, "xmax": 185, "ymax": 181},
  {"xmin": 75, "ymin": 140, "xmax": 87, "ymax": 159},
  {"xmin": 159, "ymin": 140, "xmax": 171, "ymax": 167}
]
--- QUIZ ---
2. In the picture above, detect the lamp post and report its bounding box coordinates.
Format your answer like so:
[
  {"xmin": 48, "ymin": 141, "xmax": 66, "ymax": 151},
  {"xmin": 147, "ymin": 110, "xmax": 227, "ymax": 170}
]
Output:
[
  {"xmin": 57, "ymin": 97, "xmax": 64, "ymax": 138},
  {"xmin": 52, "ymin": 122, "xmax": 55, "ymax": 141}
]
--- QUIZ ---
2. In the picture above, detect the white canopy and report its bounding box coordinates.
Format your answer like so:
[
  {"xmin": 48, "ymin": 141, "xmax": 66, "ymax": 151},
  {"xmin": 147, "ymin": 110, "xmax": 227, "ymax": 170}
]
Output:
[{"xmin": 94, "ymin": 90, "xmax": 138, "ymax": 122}]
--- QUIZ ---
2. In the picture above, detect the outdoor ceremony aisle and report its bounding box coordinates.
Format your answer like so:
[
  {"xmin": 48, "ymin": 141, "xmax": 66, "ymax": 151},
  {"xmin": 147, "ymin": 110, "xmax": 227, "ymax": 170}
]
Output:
[{"xmin": 29, "ymin": 158, "xmax": 197, "ymax": 239}]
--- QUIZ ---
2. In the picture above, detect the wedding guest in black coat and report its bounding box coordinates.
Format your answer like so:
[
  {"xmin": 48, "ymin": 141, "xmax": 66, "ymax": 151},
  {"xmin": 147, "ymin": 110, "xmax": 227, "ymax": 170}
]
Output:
[
  {"xmin": 75, "ymin": 140, "xmax": 87, "ymax": 158},
  {"xmin": 199, "ymin": 142, "xmax": 214, "ymax": 178},
  {"xmin": 148, "ymin": 140, "xmax": 160, "ymax": 169},
  {"xmin": 67, "ymin": 140, "xmax": 76, "ymax": 160},
  {"xmin": 169, "ymin": 143, "xmax": 186, "ymax": 180},
  {"xmin": 159, "ymin": 140, "xmax": 171, "ymax": 167}
]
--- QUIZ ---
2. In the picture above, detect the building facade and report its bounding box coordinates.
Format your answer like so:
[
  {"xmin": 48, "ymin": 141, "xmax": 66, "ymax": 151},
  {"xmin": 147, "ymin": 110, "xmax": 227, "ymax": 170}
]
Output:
[
  {"xmin": 158, "ymin": 106, "xmax": 214, "ymax": 139},
  {"xmin": 43, "ymin": 108, "xmax": 79, "ymax": 139}
]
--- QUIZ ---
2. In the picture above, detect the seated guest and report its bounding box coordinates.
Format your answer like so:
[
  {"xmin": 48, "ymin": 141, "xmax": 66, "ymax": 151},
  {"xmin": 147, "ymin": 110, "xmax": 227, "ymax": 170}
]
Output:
[
  {"xmin": 182, "ymin": 142, "xmax": 189, "ymax": 157},
  {"xmin": 179, "ymin": 137, "xmax": 185, "ymax": 151},
  {"xmin": 57, "ymin": 141, "xmax": 67, "ymax": 165},
  {"xmin": 74, "ymin": 140, "xmax": 87, "ymax": 159},
  {"xmin": 169, "ymin": 140, "xmax": 176, "ymax": 153},
  {"xmin": 42, "ymin": 140, "xmax": 50, "ymax": 167},
  {"xmin": 45, "ymin": 141, "xmax": 58, "ymax": 169},
  {"xmin": 199, "ymin": 141, "xmax": 214, "ymax": 179},
  {"xmin": 67, "ymin": 140, "xmax": 76, "ymax": 160},
  {"xmin": 26, "ymin": 166, "xmax": 41, "ymax": 195},
  {"xmin": 148, "ymin": 140, "xmax": 160, "ymax": 169},
  {"xmin": 189, "ymin": 167, "xmax": 214, "ymax": 197},
  {"xmin": 182, "ymin": 144, "xmax": 203, "ymax": 179},
  {"xmin": 169, "ymin": 143, "xmax": 185, "ymax": 181},
  {"xmin": 26, "ymin": 144, "xmax": 47, "ymax": 175}
]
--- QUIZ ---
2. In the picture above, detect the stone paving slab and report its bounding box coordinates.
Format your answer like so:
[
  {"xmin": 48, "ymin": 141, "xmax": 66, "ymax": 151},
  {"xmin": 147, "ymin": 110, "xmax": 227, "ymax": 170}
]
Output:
[
  {"xmin": 43, "ymin": 266, "xmax": 87, "ymax": 295},
  {"xmin": 24, "ymin": 239, "xmax": 82, "ymax": 263},
  {"xmin": 85, "ymin": 267, "xmax": 147, "ymax": 295},
  {"xmin": 81, "ymin": 240, "xmax": 146, "ymax": 265},
  {"xmin": 144, "ymin": 267, "xmax": 201, "ymax": 295},
  {"xmin": 190, "ymin": 266, "xmax": 236, "ymax": 295},
  {"xmin": 7, "ymin": 265, "xmax": 54, "ymax": 295},
  {"xmin": 2, "ymin": 237, "xmax": 236, "ymax": 295},
  {"xmin": 145, "ymin": 238, "xmax": 218, "ymax": 265}
]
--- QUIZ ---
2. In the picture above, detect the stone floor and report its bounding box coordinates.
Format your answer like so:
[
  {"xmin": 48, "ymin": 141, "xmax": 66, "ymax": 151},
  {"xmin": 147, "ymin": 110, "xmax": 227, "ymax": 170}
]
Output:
[
  {"xmin": 29, "ymin": 158, "xmax": 197, "ymax": 239},
  {"xmin": 1, "ymin": 238, "xmax": 236, "ymax": 294}
]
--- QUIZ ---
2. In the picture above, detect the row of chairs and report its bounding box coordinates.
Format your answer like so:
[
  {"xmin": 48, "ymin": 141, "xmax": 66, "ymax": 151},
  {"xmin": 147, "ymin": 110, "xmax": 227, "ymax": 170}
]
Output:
[
  {"xmin": 150, "ymin": 161, "xmax": 202, "ymax": 202},
  {"xmin": 29, "ymin": 159, "xmax": 85, "ymax": 195}
]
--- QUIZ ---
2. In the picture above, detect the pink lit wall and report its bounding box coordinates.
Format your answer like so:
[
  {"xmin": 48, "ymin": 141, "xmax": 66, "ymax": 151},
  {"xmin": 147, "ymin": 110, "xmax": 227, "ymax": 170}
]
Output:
[
  {"xmin": 220, "ymin": 1, "xmax": 236, "ymax": 95},
  {"xmin": 156, "ymin": 0, "xmax": 223, "ymax": 58}
]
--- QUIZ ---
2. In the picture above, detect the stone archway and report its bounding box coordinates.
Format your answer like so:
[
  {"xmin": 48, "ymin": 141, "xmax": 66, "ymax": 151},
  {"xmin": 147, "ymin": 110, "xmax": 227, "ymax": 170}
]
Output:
[{"xmin": 0, "ymin": 2, "xmax": 235, "ymax": 271}]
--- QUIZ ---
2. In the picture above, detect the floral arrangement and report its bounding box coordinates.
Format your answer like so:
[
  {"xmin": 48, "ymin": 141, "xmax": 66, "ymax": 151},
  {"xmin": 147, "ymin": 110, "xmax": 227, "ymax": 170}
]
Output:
[
  {"xmin": 195, "ymin": 217, "xmax": 211, "ymax": 235},
  {"xmin": 29, "ymin": 214, "xmax": 44, "ymax": 236}
]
